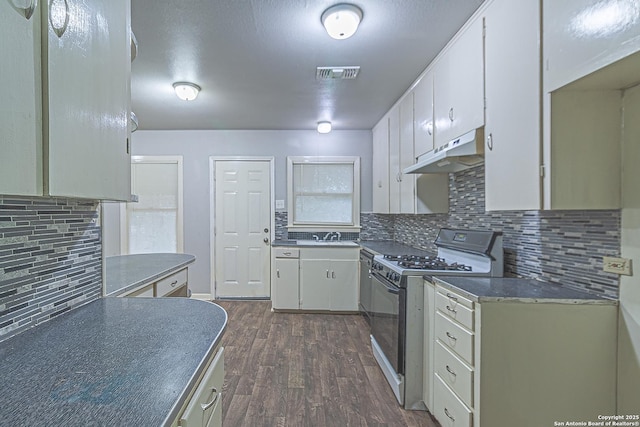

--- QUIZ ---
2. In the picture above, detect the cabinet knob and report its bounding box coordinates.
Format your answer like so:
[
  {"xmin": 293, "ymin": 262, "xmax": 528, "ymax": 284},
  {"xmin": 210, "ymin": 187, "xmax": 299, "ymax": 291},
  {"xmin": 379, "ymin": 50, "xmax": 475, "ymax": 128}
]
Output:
[
  {"xmin": 13, "ymin": 0, "xmax": 37, "ymax": 20},
  {"xmin": 487, "ymin": 133, "xmax": 494, "ymax": 151},
  {"xmin": 49, "ymin": 0, "xmax": 70, "ymax": 38}
]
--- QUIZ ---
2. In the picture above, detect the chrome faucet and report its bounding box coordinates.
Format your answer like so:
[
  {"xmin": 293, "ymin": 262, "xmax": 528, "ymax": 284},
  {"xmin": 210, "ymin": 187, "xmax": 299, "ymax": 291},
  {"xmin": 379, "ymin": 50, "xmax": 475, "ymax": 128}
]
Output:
[
  {"xmin": 323, "ymin": 232, "xmax": 332, "ymax": 241},
  {"xmin": 312, "ymin": 234, "xmax": 320, "ymax": 241}
]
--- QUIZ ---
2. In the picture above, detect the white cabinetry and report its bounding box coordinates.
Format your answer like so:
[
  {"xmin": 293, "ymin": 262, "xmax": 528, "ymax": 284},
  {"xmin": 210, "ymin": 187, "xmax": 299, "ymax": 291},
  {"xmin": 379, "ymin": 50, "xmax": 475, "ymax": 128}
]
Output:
[
  {"xmin": 422, "ymin": 279, "xmax": 436, "ymax": 411},
  {"xmin": 0, "ymin": 0, "xmax": 132, "ymax": 200},
  {"xmin": 431, "ymin": 283, "xmax": 617, "ymax": 427},
  {"xmin": 299, "ymin": 247, "xmax": 358, "ymax": 311},
  {"xmin": 413, "ymin": 71, "xmax": 435, "ymax": 158},
  {"xmin": 272, "ymin": 248, "xmax": 300, "ymax": 310},
  {"xmin": 121, "ymin": 267, "xmax": 189, "ymax": 297},
  {"xmin": 433, "ymin": 16, "xmax": 484, "ymax": 147},
  {"xmin": 372, "ymin": 118, "xmax": 390, "ymax": 213},
  {"xmin": 483, "ymin": 0, "xmax": 541, "ymax": 211},
  {"xmin": 0, "ymin": 1, "xmax": 42, "ymax": 196},
  {"xmin": 175, "ymin": 346, "xmax": 225, "ymax": 427},
  {"xmin": 543, "ymin": 0, "xmax": 640, "ymax": 92}
]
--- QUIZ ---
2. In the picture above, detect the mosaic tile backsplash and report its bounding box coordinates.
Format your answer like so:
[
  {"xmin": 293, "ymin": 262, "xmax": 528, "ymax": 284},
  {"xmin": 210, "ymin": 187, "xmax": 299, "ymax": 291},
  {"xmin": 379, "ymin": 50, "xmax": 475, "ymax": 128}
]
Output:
[
  {"xmin": 0, "ymin": 197, "xmax": 102, "ymax": 341},
  {"xmin": 277, "ymin": 164, "xmax": 621, "ymax": 298}
]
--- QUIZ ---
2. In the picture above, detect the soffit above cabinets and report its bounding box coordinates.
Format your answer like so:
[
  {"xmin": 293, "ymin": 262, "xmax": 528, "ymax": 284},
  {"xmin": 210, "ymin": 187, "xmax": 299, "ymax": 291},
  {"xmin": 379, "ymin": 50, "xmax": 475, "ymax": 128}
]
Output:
[{"xmin": 130, "ymin": 0, "xmax": 484, "ymax": 131}]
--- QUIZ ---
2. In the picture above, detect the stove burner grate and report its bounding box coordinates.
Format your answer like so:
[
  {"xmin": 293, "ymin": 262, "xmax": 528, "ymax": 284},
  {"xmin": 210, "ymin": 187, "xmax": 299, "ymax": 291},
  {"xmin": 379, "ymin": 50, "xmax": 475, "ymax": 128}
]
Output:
[{"xmin": 384, "ymin": 254, "xmax": 472, "ymax": 272}]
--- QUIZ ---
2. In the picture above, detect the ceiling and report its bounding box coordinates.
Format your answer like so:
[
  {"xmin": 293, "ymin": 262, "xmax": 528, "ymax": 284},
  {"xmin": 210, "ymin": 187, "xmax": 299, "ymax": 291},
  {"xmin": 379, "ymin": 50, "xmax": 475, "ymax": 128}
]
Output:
[{"xmin": 131, "ymin": 0, "xmax": 485, "ymax": 131}]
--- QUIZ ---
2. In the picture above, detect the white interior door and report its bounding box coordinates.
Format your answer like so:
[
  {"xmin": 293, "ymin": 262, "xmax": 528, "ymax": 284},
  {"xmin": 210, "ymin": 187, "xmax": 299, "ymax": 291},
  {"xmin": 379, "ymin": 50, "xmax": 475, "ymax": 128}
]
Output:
[{"xmin": 213, "ymin": 160, "xmax": 272, "ymax": 298}]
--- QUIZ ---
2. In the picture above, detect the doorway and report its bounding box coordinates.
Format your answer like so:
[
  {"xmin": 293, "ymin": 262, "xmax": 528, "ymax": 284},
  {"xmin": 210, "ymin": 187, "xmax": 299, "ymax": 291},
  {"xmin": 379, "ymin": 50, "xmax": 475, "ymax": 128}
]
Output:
[{"xmin": 210, "ymin": 158, "xmax": 274, "ymax": 298}]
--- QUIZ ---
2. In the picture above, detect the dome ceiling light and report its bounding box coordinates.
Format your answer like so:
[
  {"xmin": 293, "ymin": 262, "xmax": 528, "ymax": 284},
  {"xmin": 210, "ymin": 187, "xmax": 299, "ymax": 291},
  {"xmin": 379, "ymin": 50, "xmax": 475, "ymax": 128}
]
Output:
[
  {"xmin": 173, "ymin": 82, "xmax": 201, "ymax": 101},
  {"xmin": 321, "ymin": 4, "xmax": 363, "ymax": 40}
]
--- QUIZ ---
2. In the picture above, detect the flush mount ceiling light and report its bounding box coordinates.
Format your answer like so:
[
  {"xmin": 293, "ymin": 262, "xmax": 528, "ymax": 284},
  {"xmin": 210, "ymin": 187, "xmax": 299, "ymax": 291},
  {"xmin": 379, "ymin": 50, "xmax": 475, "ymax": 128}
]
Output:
[
  {"xmin": 317, "ymin": 121, "xmax": 332, "ymax": 133},
  {"xmin": 321, "ymin": 4, "xmax": 363, "ymax": 40},
  {"xmin": 173, "ymin": 82, "xmax": 200, "ymax": 101}
]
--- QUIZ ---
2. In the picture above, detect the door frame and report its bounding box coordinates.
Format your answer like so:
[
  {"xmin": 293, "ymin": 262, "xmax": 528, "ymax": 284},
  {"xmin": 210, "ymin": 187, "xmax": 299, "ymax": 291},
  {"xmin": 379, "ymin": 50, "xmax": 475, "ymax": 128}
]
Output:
[{"xmin": 209, "ymin": 156, "xmax": 275, "ymax": 299}]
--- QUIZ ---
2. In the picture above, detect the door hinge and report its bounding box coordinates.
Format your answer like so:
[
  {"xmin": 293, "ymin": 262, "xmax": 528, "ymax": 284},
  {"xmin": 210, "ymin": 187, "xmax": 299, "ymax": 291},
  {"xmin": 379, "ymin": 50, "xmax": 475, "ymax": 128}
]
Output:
[{"xmin": 540, "ymin": 165, "xmax": 545, "ymax": 177}]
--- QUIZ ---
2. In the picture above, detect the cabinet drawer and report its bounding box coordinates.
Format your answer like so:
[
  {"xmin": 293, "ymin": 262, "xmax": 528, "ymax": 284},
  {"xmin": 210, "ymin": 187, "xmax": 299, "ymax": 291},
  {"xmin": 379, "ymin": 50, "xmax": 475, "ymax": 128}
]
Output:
[
  {"xmin": 274, "ymin": 247, "xmax": 299, "ymax": 258},
  {"xmin": 180, "ymin": 347, "xmax": 224, "ymax": 427},
  {"xmin": 434, "ymin": 374, "xmax": 472, "ymax": 427},
  {"xmin": 435, "ymin": 340, "xmax": 474, "ymax": 408},
  {"xmin": 157, "ymin": 269, "xmax": 188, "ymax": 297},
  {"xmin": 127, "ymin": 285, "xmax": 154, "ymax": 297},
  {"xmin": 435, "ymin": 311, "xmax": 474, "ymax": 365},
  {"xmin": 437, "ymin": 286, "xmax": 474, "ymax": 310},
  {"xmin": 436, "ymin": 291, "xmax": 474, "ymax": 330}
]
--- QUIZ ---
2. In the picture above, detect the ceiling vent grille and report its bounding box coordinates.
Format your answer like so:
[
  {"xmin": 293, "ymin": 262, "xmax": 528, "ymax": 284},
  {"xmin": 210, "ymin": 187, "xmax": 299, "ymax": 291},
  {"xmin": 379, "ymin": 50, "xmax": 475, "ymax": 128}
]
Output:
[{"xmin": 316, "ymin": 66, "xmax": 360, "ymax": 80}]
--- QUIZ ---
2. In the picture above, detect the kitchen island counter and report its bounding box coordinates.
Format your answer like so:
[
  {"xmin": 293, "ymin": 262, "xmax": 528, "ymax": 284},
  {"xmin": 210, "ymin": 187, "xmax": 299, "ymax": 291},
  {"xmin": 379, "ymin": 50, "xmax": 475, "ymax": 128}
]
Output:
[
  {"xmin": 0, "ymin": 297, "xmax": 226, "ymax": 426},
  {"xmin": 105, "ymin": 253, "xmax": 195, "ymax": 296},
  {"xmin": 433, "ymin": 275, "xmax": 618, "ymax": 304}
]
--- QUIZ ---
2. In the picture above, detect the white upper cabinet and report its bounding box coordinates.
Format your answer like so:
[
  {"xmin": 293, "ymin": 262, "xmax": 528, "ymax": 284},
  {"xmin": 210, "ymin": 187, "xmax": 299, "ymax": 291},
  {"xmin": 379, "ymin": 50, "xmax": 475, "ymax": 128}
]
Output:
[
  {"xmin": 433, "ymin": 16, "xmax": 484, "ymax": 147},
  {"xmin": 372, "ymin": 116, "xmax": 390, "ymax": 213},
  {"xmin": 0, "ymin": 1, "xmax": 42, "ymax": 196},
  {"xmin": 413, "ymin": 71, "xmax": 435, "ymax": 158},
  {"xmin": 0, "ymin": 0, "xmax": 131, "ymax": 200},
  {"xmin": 44, "ymin": 0, "xmax": 132, "ymax": 200},
  {"xmin": 397, "ymin": 94, "xmax": 416, "ymax": 214},
  {"xmin": 484, "ymin": 0, "xmax": 542, "ymax": 211},
  {"xmin": 543, "ymin": 0, "xmax": 640, "ymax": 92}
]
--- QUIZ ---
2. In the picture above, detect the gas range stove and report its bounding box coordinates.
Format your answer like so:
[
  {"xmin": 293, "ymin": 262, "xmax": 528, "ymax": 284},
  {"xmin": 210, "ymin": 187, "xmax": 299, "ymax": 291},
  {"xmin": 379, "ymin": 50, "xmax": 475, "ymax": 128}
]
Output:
[{"xmin": 371, "ymin": 228, "xmax": 504, "ymax": 287}]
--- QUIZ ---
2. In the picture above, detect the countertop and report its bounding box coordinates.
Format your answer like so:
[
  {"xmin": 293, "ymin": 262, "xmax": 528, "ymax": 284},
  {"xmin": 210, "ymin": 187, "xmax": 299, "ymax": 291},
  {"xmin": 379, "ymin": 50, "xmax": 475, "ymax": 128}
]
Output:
[
  {"xmin": 0, "ymin": 297, "xmax": 227, "ymax": 427},
  {"xmin": 105, "ymin": 253, "xmax": 196, "ymax": 296},
  {"xmin": 272, "ymin": 240, "xmax": 359, "ymax": 247},
  {"xmin": 433, "ymin": 276, "xmax": 617, "ymax": 304},
  {"xmin": 359, "ymin": 240, "xmax": 433, "ymax": 257}
]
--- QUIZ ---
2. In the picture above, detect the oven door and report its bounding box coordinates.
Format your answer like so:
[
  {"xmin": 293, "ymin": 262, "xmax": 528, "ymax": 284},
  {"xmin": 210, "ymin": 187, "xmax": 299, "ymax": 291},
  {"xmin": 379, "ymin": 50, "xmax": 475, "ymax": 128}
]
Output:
[{"xmin": 370, "ymin": 272, "xmax": 405, "ymax": 375}]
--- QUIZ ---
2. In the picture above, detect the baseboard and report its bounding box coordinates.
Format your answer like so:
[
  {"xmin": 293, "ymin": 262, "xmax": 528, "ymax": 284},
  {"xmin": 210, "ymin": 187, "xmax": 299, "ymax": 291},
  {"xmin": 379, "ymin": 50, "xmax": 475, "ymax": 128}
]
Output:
[{"xmin": 191, "ymin": 293, "xmax": 212, "ymax": 301}]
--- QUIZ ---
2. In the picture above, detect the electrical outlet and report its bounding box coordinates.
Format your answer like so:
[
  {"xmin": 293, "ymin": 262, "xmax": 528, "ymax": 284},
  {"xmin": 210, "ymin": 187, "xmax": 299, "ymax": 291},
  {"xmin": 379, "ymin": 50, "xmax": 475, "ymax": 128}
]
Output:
[{"xmin": 603, "ymin": 256, "xmax": 633, "ymax": 275}]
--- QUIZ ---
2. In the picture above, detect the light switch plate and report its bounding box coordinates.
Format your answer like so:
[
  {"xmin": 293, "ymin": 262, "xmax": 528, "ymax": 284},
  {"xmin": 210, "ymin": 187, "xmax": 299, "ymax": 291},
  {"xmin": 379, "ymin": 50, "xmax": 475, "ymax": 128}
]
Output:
[
  {"xmin": 603, "ymin": 256, "xmax": 632, "ymax": 275},
  {"xmin": 275, "ymin": 199, "xmax": 285, "ymax": 209}
]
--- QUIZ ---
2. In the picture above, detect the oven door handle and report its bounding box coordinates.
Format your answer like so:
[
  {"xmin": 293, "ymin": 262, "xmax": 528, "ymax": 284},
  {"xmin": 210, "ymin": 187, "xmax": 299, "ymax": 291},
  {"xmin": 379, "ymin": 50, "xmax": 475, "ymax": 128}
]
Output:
[{"xmin": 374, "ymin": 275, "xmax": 400, "ymax": 295}]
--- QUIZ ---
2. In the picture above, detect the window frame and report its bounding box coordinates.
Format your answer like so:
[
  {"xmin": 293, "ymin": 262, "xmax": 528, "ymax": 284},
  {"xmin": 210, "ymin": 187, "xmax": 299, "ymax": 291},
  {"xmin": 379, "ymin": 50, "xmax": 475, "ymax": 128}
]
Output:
[
  {"xmin": 120, "ymin": 155, "xmax": 184, "ymax": 254},
  {"xmin": 286, "ymin": 156, "xmax": 361, "ymax": 232}
]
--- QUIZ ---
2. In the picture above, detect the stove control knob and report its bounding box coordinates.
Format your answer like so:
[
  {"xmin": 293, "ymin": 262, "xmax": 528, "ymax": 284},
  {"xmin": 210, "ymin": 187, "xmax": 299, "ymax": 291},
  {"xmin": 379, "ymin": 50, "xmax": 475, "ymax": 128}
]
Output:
[{"xmin": 392, "ymin": 273, "xmax": 400, "ymax": 282}]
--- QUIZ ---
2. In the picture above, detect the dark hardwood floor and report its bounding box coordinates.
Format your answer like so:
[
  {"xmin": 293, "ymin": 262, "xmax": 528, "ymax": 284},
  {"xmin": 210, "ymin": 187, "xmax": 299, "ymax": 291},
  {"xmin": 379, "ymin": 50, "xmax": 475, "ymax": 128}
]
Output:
[{"xmin": 215, "ymin": 300, "xmax": 440, "ymax": 427}]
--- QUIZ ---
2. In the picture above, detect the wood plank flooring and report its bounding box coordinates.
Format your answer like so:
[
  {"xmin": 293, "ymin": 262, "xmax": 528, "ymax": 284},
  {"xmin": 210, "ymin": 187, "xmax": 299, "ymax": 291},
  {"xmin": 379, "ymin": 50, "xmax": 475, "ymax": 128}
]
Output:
[{"xmin": 215, "ymin": 300, "xmax": 440, "ymax": 427}]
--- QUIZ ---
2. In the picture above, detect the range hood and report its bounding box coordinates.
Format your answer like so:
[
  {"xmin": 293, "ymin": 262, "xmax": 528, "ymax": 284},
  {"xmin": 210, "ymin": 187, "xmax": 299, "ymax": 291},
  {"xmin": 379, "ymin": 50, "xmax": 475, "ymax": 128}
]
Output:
[{"xmin": 404, "ymin": 128, "xmax": 485, "ymax": 174}]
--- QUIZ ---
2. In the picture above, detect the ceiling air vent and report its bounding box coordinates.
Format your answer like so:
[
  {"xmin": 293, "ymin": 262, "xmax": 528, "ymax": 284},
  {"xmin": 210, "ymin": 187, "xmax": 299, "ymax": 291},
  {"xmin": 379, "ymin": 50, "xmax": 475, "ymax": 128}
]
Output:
[{"xmin": 316, "ymin": 66, "xmax": 360, "ymax": 80}]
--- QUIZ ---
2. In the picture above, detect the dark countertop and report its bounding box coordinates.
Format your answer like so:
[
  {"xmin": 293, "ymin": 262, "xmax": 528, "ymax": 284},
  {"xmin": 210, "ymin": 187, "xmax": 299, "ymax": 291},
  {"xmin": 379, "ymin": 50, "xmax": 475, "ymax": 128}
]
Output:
[
  {"xmin": 272, "ymin": 240, "xmax": 359, "ymax": 248},
  {"xmin": 105, "ymin": 253, "xmax": 196, "ymax": 296},
  {"xmin": 359, "ymin": 240, "xmax": 433, "ymax": 257},
  {"xmin": 0, "ymin": 297, "xmax": 227, "ymax": 427},
  {"xmin": 433, "ymin": 276, "xmax": 617, "ymax": 304}
]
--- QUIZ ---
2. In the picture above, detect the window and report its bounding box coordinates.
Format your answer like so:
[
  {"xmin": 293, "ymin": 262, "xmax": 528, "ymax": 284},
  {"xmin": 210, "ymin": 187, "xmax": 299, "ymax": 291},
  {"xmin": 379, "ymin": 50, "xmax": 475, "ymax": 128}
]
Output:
[
  {"xmin": 287, "ymin": 156, "xmax": 360, "ymax": 229},
  {"xmin": 122, "ymin": 156, "xmax": 184, "ymax": 254}
]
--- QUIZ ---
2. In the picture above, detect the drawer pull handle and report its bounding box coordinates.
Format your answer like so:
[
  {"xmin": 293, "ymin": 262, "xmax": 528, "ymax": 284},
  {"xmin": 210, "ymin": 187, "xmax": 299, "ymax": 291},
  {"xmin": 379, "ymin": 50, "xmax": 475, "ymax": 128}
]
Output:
[
  {"xmin": 170, "ymin": 280, "xmax": 178, "ymax": 287},
  {"xmin": 446, "ymin": 332, "xmax": 457, "ymax": 341},
  {"xmin": 446, "ymin": 305, "xmax": 457, "ymax": 314},
  {"xmin": 445, "ymin": 408, "xmax": 455, "ymax": 422},
  {"xmin": 326, "ymin": 270, "xmax": 330, "ymax": 278},
  {"xmin": 446, "ymin": 293, "xmax": 458, "ymax": 302},
  {"xmin": 446, "ymin": 365, "xmax": 457, "ymax": 377},
  {"xmin": 200, "ymin": 388, "xmax": 219, "ymax": 411},
  {"xmin": 283, "ymin": 252, "xmax": 291, "ymax": 256},
  {"xmin": 277, "ymin": 269, "xmax": 280, "ymax": 278}
]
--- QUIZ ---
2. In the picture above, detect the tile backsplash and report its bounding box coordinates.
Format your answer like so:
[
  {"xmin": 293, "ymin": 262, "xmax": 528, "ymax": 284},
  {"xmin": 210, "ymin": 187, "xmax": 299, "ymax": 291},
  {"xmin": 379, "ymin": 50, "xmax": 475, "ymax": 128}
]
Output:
[{"xmin": 0, "ymin": 197, "xmax": 102, "ymax": 341}]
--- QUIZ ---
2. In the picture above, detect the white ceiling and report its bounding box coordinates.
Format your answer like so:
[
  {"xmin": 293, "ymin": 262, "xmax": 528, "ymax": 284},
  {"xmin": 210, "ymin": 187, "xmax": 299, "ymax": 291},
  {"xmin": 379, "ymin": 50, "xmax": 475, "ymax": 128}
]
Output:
[{"xmin": 131, "ymin": 0, "xmax": 485, "ymax": 131}]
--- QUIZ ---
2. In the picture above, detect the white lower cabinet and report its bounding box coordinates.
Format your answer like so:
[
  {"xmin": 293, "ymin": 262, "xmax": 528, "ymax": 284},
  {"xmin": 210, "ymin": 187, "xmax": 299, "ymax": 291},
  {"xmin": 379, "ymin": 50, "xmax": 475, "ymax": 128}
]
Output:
[
  {"xmin": 175, "ymin": 346, "xmax": 224, "ymax": 427},
  {"xmin": 121, "ymin": 268, "xmax": 189, "ymax": 297},
  {"xmin": 272, "ymin": 247, "xmax": 358, "ymax": 311},
  {"xmin": 432, "ymin": 284, "xmax": 618, "ymax": 427}
]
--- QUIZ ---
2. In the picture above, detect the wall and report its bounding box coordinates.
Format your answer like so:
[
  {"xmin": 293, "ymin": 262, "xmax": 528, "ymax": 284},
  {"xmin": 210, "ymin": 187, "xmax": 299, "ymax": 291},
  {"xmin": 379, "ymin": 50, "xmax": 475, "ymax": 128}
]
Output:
[
  {"xmin": 126, "ymin": 129, "xmax": 373, "ymax": 294},
  {"xmin": 618, "ymin": 84, "xmax": 640, "ymax": 413},
  {"xmin": 362, "ymin": 165, "xmax": 621, "ymax": 298},
  {"xmin": 0, "ymin": 196, "xmax": 102, "ymax": 341}
]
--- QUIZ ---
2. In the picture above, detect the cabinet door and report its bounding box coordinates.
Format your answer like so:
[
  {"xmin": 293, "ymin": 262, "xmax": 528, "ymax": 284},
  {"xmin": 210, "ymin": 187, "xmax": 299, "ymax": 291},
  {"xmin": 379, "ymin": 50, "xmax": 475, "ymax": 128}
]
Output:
[
  {"xmin": 413, "ymin": 72, "xmax": 435, "ymax": 157},
  {"xmin": 434, "ymin": 17, "xmax": 484, "ymax": 146},
  {"xmin": 388, "ymin": 106, "xmax": 402, "ymax": 214},
  {"xmin": 329, "ymin": 260, "xmax": 358, "ymax": 311},
  {"xmin": 372, "ymin": 118, "xmax": 390, "ymax": 213},
  {"xmin": 273, "ymin": 258, "xmax": 299, "ymax": 309},
  {"xmin": 543, "ymin": 0, "xmax": 640, "ymax": 92},
  {"xmin": 300, "ymin": 260, "xmax": 332, "ymax": 309},
  {"xmin": 44, "ymin": 0, "xmax": 131, "ymax": 200},
  {"xmin": 484, "ymin": 0, "xmax": 542, "ymax": 211},
  {"xmin": 399, "ymin": 94, "xmax": 416, "ymax": 214},
  {"xmin": 0, "ymin": 1, "xmax": 42, "ymax": 196}
]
